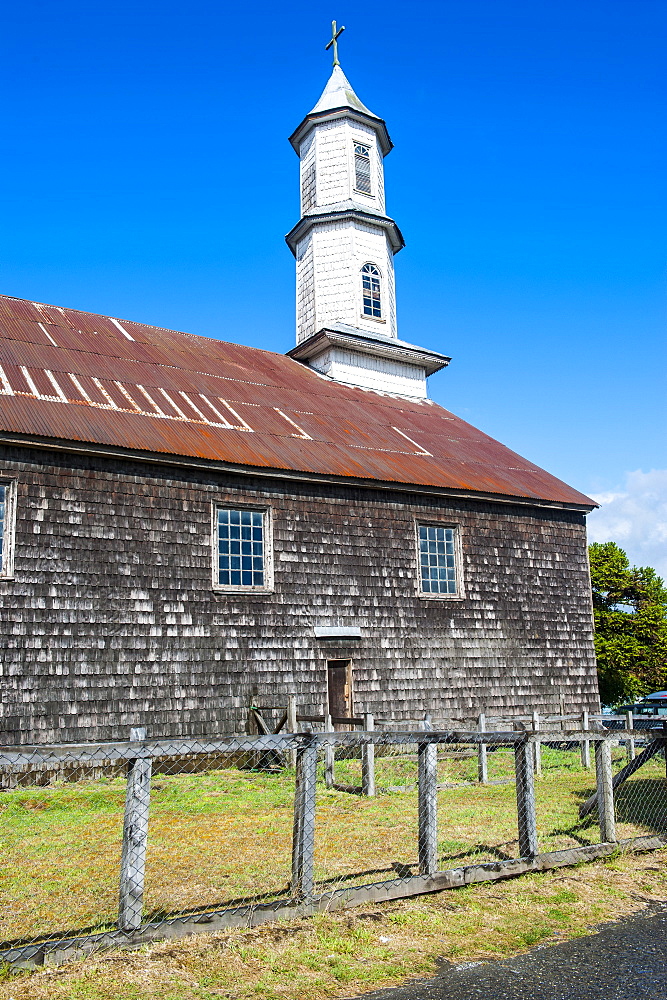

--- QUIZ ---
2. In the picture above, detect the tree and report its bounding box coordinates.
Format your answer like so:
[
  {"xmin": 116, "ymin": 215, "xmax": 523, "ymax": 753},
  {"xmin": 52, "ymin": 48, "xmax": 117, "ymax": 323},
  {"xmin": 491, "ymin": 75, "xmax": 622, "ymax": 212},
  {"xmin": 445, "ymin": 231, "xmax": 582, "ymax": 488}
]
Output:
[{"xmin": 589, "ymin": 541, "xmax": 667, "ymax": 707}]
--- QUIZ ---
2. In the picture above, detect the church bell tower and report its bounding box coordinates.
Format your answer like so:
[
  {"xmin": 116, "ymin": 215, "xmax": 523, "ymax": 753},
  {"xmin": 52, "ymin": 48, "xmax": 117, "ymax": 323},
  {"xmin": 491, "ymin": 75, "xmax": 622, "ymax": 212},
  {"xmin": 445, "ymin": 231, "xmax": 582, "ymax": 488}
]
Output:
[{"xmin": 286, "ymin": 23, "xmax": 449, "ymax": 399}]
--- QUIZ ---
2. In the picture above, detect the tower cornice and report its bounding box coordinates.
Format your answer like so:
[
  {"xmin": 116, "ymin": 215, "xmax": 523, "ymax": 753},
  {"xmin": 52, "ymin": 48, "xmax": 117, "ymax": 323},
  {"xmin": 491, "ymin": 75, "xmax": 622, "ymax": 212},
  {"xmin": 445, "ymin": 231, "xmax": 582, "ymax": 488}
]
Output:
[
  {"xmin": 289, "ymin": 106, "xmax": 393, "ymax": 157},
  {"xmin": 285, "ymin": 207, "xmax": 405, "ymax": 257},
  {"xmin": 288, "ymin": 326, "xmax": 450, "ymax": 378}
]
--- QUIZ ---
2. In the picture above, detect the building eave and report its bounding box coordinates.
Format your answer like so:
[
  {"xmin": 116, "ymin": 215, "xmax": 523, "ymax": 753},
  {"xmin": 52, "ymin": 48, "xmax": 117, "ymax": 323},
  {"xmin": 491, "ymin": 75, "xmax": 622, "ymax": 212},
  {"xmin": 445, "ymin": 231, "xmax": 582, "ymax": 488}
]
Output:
[{"xmin": 0, "ymin": 430, "xmax": 599, "ymax": 513}]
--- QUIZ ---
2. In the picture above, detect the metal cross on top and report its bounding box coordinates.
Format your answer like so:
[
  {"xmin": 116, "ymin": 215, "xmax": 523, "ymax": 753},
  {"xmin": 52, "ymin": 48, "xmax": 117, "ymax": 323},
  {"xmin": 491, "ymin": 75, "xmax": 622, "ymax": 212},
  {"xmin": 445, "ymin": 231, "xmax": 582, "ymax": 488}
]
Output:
[{"xmin": 325, "ymin": 20, "xmax": 345, "ymax": 67}]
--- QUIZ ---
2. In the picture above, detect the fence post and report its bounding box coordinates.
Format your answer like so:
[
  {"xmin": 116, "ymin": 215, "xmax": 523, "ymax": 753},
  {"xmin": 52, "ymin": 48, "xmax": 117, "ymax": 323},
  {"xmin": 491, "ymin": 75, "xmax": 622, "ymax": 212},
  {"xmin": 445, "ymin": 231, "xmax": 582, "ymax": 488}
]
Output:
[
  {"xmin": 247, "ymin": 695, "xmax": 257, "ymax": 735},
  {"xmin": 477, "ymin": 712, "xmax": 488, "ymax": 784},
  {"xmin": 532, "ymin": 711, "xmax": 542, "ymax": 776},
  {"xmin": 291, "ymin": 732, "xmax": 318, "ymax": 899},
  {"xmin": 246, "ymin": 696, "xmax": 260, "ymax": 769},
  {"xmin": 514, "ymin": 736, "xmax": 538, "ymax": 858},
  {"xmin": 287, "ymin": 695, "xmax": 298, "ymax": 732},
  {"xmin": 287, "ymin": 695, "xmax": 298, "ymax": 768},
  {"xmin": 594, "ymin": 737, "xmax": 616, "ymax": 843},
  {"xmin": 118, "ymin": 727, "xmax": 152, "ymax": 932},
  {"xmin": 361, "ymin": 712, "xmax": 375, "ymax": 797},
  {"xmin": 417, "ymin": 722, "xmax": 438, "ymax": 876},
  {"xmin": 580, "ymin": 709, "xmax": 591, "ymax": 769},
  {"xmin": 625, "ymin": 710, "xmax": 635, "ymax": 763},
  {"xmin": 324, "ymin": 712, "xmax": 335, "ymax": 789}
]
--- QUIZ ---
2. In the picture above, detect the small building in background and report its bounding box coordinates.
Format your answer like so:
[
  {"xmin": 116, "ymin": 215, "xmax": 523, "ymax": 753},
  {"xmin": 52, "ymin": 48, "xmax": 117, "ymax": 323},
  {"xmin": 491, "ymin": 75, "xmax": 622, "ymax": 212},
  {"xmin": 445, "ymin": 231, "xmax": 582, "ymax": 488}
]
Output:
[{"xmin": 0, "ymin": 61, "xmax": 600, "ymax": 745}]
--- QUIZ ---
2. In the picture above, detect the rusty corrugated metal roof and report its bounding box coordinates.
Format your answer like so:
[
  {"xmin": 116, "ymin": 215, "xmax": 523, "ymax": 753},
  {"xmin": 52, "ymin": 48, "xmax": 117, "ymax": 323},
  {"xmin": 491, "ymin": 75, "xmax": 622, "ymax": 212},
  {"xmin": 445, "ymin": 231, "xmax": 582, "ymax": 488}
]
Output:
[{"xmin": 0, "ymin": 294, "xmax": 595, "ymax": 508}]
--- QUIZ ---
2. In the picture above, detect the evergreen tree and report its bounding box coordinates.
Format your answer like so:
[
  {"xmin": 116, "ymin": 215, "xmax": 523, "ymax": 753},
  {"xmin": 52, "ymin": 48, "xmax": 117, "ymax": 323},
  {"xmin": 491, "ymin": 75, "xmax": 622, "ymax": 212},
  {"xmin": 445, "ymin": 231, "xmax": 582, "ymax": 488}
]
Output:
[{"xmin": 589, "ymin": 541, "xmax": 667, "ymax": 706}]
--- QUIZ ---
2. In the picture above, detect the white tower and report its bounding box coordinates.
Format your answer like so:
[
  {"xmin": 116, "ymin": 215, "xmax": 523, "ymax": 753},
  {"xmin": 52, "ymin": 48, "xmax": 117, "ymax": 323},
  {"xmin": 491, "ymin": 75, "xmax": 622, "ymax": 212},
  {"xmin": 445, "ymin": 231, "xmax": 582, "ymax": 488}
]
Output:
[{"xmin": 286, "ymin": 30, "xmax": 449, "ymax": 399}]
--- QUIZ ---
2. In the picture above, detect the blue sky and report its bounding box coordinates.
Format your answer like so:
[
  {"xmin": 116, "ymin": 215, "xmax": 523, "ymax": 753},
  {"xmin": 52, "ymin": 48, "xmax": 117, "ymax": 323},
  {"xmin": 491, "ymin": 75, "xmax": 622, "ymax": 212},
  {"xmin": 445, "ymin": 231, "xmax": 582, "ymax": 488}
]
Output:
[{"xmin": 2, "ymin": 1, "xmax": 666, "ymax": 571}]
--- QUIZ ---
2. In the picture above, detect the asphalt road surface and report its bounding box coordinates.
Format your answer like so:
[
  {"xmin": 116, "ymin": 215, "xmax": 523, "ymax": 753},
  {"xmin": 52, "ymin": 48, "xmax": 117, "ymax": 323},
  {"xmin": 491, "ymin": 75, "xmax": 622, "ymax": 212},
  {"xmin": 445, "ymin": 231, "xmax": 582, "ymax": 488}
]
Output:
[{"xmin": 355, "ymin": 905, "xmax": 667, "ymax": 1000}]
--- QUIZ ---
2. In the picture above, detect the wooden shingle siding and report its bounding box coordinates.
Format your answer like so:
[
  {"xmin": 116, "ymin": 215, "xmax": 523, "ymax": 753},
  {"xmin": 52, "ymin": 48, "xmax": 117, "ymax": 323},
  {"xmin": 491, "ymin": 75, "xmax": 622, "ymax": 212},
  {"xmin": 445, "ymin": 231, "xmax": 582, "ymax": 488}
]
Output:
[{"xmin": 0, "ymin": 446, "xmax": 599, "ymax": 745}]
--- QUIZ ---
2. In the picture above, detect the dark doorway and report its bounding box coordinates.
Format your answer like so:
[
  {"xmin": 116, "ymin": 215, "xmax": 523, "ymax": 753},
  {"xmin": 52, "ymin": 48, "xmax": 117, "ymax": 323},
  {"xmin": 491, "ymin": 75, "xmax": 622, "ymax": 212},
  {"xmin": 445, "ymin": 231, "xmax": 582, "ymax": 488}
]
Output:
[{"xmin": 327, "ymin": 659, "xmax": 352, "ymax": 727}]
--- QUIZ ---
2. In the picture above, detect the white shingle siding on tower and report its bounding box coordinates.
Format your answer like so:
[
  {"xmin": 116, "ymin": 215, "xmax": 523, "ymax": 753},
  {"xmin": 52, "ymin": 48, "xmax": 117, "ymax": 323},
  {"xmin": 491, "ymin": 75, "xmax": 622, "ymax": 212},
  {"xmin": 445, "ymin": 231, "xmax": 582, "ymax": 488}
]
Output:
[
  {"xmin": 307, "ymin": 120, "xmax": 383, "ymax": 210},
  {"xmin": 309, "ymin": 348, "xmax": 428, "ymax": 398},
  {"xmin": 295, "ymin": 233, "xmax": 315, "ymax": 341},
  {"xmin": 300, "ymin": 133, "xmax": 316, "ymax": 213},
  {"xmin": 314, "ymin": 120, "xmax": 351, "ymax": 205},
  {"xmin": 350, "ymin": 222, "xmax": 397, "ymax": 336},
  {"xmin": 296, "ymin": 220, "xmax": 397, "ymax": 342},
  {"xmin": 375, "ymin": 142, "xmax": 385, "ymax": 212}
]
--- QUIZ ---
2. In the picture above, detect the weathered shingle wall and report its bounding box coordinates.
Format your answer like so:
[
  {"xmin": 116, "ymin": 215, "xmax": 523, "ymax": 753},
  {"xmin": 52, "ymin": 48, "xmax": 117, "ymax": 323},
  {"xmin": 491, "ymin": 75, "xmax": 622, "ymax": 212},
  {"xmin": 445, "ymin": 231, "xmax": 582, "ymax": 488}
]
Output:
[{"xmin": 0, "ymin": 445, "xmax": 599, "ymax": 745}]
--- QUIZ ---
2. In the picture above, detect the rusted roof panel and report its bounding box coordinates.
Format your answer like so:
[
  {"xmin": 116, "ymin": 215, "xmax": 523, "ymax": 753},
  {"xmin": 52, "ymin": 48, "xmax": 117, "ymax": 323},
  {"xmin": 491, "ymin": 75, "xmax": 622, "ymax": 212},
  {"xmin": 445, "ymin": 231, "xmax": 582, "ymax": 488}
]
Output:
[{"xmin": 0, "ymin": 294, "xmax": 595, "ymax": 508}]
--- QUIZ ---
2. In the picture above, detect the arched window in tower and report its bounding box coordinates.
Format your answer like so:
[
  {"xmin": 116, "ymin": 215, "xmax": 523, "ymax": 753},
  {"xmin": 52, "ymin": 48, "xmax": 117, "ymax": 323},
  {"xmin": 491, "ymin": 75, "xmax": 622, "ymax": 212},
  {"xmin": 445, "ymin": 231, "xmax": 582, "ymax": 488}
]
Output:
[
  {"xmin": 354, "ymin": 143, "xmax": 372, "ymax": 194},
  {"xmin": 361, "ymin": 263, "xmax": 382, "ymax": 318}
]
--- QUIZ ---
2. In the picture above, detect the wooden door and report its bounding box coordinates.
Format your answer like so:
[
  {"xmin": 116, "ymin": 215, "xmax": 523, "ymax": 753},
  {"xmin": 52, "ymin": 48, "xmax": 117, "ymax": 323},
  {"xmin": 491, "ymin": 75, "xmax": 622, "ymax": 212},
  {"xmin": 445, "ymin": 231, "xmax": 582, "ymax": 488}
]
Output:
[{"xmin": 327, "ymin": 659, "xmax": 352, "ymax": 726}]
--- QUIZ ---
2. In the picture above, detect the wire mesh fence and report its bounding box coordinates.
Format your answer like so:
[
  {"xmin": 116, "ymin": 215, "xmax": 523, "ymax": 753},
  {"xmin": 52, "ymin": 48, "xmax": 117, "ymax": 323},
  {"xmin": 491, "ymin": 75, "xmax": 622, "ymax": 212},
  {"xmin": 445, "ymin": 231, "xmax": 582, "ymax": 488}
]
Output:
[{"xmin": 1, "ymin": 719, "xmax": 666, "ymax": 968}]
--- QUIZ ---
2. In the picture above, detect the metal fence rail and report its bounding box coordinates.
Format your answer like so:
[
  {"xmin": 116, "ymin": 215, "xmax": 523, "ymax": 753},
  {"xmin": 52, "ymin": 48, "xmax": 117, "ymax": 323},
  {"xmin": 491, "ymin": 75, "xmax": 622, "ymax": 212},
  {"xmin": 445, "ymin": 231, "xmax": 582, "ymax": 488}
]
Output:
[{"xmin": 1, "ymin": 722, "xmax": 666, "ymax": 969}]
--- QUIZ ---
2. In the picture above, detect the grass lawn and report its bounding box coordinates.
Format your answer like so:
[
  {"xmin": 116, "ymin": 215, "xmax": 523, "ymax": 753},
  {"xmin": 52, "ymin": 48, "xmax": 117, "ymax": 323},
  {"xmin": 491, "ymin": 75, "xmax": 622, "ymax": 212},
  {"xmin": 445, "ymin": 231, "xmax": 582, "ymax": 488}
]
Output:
[
  {"xmin": 0, "ymin": 744, "xmax": 664, "ymax": 949},
  {"xmin": 0, "ymin": 848, "xmax": 666, "ymax": 1000}
]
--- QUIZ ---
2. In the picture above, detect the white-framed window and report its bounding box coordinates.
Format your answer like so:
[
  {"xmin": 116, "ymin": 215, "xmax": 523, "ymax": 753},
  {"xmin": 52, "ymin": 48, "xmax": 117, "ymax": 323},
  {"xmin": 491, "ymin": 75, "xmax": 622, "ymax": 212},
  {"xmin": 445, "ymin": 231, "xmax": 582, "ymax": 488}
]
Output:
[
  {"xmin": 361, "ymin": 263, "xmax": 382, "ymax": 319},
  {"xmin": 354, "ymin": 142, "xmax": 372, "ymax": 194},
  {"xmin": 0, "ymin": 480, "xmax": 16, "ymax": 579},
  {"xmin": 416, "ymin": 522, "xmax": 463, "ymax": 598},
  {"xmin": 214, "ymin": 505, "xmax": 273, "ymax": 592}
]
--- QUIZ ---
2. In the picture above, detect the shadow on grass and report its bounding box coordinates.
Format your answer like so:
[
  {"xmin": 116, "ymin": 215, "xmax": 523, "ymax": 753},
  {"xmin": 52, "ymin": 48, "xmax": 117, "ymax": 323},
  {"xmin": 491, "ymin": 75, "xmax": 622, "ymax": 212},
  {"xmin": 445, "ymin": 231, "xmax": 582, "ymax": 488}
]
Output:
[
  {"xmin": 569, "ymin": 778, "xmax": 667, "ymax": 837},
  {"xmin": 438, "ymin": 843, "xmax": 519, "ymax": 864},
  {"xmin": 542, "ymin": 817, "xmax": 598, "ymax": 847},
  {"xmin": 614, "ymin": 779, "xmax": 667, "ymax": 833}
]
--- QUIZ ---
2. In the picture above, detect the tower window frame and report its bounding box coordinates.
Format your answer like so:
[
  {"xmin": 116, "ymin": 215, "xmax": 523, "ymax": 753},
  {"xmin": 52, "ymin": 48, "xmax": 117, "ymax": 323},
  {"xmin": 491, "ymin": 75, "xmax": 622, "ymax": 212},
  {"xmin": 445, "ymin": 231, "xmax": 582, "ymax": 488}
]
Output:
[
  {"xmin": 361, "ymin": 262, "xmax": 383, "ymax": 320},
  {"xmin": 415, "ymin": 520, "xmax": 465, "ymax": 600},
  {"xmin": 212, "ymin": 504, "xmax": 274, "ymax": 593},
  {"xmin": 353, "ymin": 142, "xmax": 373, "ymax": 196}
]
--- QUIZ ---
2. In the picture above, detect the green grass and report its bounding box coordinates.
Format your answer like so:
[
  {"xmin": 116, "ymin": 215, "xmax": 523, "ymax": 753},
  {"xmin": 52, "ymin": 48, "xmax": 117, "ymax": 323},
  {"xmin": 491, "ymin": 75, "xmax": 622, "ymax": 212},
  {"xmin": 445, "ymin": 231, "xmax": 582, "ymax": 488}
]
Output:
[
  {"xmin": 4, "ymin": 850, "xmax": 664, "ymax": 1000},
  {"xmin": 0, "ymin": 746, "xmax": 665, "ymax": 946}
]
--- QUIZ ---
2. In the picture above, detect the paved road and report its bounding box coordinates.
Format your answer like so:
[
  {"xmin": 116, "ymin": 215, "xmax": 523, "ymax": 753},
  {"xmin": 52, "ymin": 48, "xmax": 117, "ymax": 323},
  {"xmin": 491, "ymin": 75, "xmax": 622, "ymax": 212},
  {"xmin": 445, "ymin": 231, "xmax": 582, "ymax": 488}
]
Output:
[{"xmin": 355, "ymin": 905, "xmax": 667, "ymax": 1000}]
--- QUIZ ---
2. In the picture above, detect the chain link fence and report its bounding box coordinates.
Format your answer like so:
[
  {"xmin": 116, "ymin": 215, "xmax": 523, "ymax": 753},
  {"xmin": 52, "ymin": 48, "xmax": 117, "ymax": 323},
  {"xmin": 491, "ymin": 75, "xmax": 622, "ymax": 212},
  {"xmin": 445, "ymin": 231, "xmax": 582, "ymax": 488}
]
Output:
[{"xmin": 1, "ymin": 719, "xmax": 665, "ymax": 969}]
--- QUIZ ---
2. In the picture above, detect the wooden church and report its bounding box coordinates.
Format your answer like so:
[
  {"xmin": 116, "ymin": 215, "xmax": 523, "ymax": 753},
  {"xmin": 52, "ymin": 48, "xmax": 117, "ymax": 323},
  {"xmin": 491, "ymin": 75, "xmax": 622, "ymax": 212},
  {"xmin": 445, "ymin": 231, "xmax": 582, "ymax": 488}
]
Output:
[{"xmin": 0, "ymin": 50, "xmax": 600, "ymax": 745}]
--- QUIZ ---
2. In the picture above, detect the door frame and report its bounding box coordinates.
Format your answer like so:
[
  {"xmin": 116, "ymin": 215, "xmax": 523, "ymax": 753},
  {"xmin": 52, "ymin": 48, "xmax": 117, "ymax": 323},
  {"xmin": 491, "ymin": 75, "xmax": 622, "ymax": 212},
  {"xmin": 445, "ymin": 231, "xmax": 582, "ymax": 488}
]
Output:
[{"xmin": 326, "ymin": 658, "xmax": 354, "ymax": 725}]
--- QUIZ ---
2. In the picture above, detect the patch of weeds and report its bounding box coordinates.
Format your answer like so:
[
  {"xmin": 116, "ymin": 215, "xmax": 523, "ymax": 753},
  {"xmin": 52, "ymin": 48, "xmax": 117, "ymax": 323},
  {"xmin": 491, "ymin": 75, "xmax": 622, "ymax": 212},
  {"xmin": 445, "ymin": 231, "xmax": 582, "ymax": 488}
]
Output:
[
  {"xmin": 546, "ymin": 907, "xmax": 572, "ymax": 923},
  {"xmin": 552, "ymin": 889, "xmax": 578, "ymax": 904},
  {"xmin": 601, "ymin": 883, "xmax": 624, "ymax": 897},
  {"xmin": 387, "ymin": 908, "xmax": 444, "ymax": 930},
  {"xmin": 0, "ymin": 964, "xmax": 22, "ymax": 985},
  {"xmin": 519, "ymin": 925, "xmax": 552, "ymax": 946}
]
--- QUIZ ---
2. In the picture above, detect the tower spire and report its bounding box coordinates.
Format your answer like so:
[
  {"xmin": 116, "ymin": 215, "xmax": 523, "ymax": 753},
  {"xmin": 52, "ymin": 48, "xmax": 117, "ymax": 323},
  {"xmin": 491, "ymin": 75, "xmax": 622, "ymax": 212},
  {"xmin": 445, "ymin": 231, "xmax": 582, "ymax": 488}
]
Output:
[{"xmin": 325, "ymin": 20, "xmax": 345, "ymax": 67}]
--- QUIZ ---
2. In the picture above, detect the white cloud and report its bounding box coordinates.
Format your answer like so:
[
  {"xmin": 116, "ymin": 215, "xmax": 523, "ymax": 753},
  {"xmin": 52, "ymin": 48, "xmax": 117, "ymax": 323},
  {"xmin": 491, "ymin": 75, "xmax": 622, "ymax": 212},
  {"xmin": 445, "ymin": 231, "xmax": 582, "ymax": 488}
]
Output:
[{"xmin": 587, "ymin": 469, "xmax": 667, "ymax": 579}]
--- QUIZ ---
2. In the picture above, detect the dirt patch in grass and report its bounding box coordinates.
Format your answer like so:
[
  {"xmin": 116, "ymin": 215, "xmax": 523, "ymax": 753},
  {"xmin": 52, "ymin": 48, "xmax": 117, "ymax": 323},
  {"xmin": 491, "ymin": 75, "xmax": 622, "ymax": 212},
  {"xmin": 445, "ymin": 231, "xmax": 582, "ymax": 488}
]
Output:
[{"xmin": 1, "ymin": 847, "xmax": 666, "ymax": 1000}]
